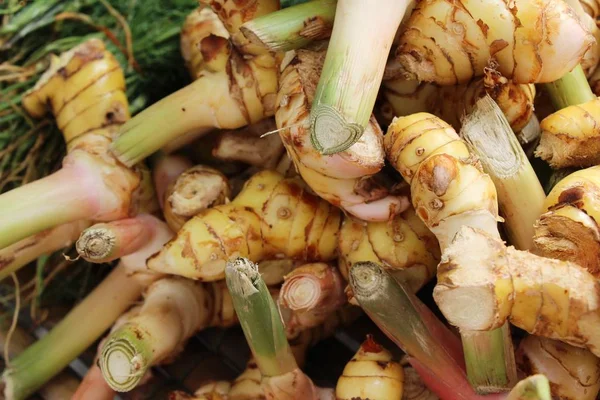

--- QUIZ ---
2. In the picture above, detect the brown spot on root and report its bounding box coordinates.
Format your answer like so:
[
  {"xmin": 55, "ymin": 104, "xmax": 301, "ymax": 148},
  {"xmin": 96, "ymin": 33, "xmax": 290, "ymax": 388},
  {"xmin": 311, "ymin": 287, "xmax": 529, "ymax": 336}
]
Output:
[
  {"xmin": 489, "ymin": 39, "xmax": 509, "ymax": 56},
  {"xmin": 361, "ymin": 334, "xmax": 383, "ymax": 353},
  {"xmin": 132, "ymin": 327, "xmax": 144, "ymax": 340},
  {"xmin": 418, "ymin": 154, "xmax": 458, "ymax": 197},
  {"xmin": 476, "ymin": 19, "xmax": 489, "ymax": 36},
  {"xmin": 557, "ymin": 186, "xmax": 585, "ymax": 207},
  {"xmin": 200, "ymin": 34, "xmax": 230, "ymax": 62}
]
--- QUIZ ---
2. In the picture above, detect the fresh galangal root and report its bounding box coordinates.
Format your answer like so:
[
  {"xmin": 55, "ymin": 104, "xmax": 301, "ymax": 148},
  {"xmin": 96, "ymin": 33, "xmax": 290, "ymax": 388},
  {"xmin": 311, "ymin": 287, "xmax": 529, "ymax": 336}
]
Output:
[
  {"xmin": 535, "ymin": 97, "xmax": 600, "ymax": 168},
  {"xmin": 0, "ymin": 39, "xmax": 151, "ymax": 250},
  {"xmin": 275, "ymin": 48, "xmax": 410, "ymax": 222},
  {"xmin": 147, "ymin": 170, "xmax": 341, "ymax": 280},
  {"xmin": 435, "ymin": 226, "xmax": 600, "ymax": 356},
  {"xmin": 517, "ymin": 335, "xmax": 600, "ymax": 400},
  {"xmin": 337, "ymin": 208, "xmax": 440, "ymax": 293},
  {"xmin": 393, "ymin": 0, "xmax": 594, "ymax": 84},
  {"xmin": 336, "ymin": 335, "xmax": 404, "ymax": 400},
  {"xmin": 163, "ymin": 165, "xmax": 231, "ymax": 232},
  {"xmin": 533, "ymin": 165, "xmax": 600, "ymax": 277},
  {"xmin": 380, "ymin": 66, "xmax": 536, "ymax": 133}
]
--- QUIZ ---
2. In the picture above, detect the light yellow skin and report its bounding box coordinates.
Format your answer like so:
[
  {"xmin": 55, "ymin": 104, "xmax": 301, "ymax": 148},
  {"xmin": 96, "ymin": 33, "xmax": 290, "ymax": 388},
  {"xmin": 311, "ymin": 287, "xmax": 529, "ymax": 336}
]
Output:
[
  {"xmin": 20, "ymin": 38, "xmax": 151, "ymax": 218},
  {"xmin": 536, "ymin": 97, "xmax": 600, "ymax": 168},
  {"xmin": 99, "ymin": 278, "xmax": 238, "ymax": 392},
  {"xmin": 564, "ymin": 0, "xmax": 600, "ymax": 76},
  {"xmin": 534, "ymin": 166, "xmax": 600, "ymax": 277},
  {"xmin": 180, "ymin": 7, "xmax": 231, "ymax": 79},
  {"xmin": 336, "ymin": 336, "xmax": 404, "ymax": 400},
  {"xmin": 435, "ymin": 226, "xmax": 600, "ymax": 357},
  {"xmin": 147, "ymin": 170, "xmax": 341, "ymax": 281},
  {"xmin": 337, "ymin": 208, "xmax": 440, "ymax": 293},
  {"xmin": 275, "ymin": 49, "xmax": 409, "ymax": 222},
  {"xmin": 517, "ymin": 335, "xmax": 600, "ymax": 400},
  {"xmin": 380, "ymin": 71, "xmax": 536, "ymax": 133},
  {"xmin": 384, "ymin": 113, "xmax": 500, "ymax": 251},
  {"xmin": 163, "ymin": 165, "xmax": 231, "ymax": 232},
  {"xmin": 394, "ymin": 0, "xmax": 594, "ymax": 85},
  {"xmin": 113, "ymin": 4, "xmax": 280, "ymax": 166}
]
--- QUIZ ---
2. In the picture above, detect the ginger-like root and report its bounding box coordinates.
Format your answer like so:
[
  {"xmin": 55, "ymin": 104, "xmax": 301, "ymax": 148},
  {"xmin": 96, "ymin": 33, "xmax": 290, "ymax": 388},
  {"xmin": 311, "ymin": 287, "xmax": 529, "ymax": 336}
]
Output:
[
  {"xmin": 435, "ymin": 226, "xmax": 600, "ymax": 356},
  {"xmin": 111, "ymin": 4, "xmax": 280, "ymax": 166},
  {"xmin": 533, "ymin": 166, "xmax": 600, "ymax": 276},
  {"xmin": 275, "ymin": 49, "xmax": 410, "ymax": 221},
  {"xmin": 393, "ymin": 0, "xmax": 594, "ymax": 85},
  {"xmin": 163, "ymin": 165, "xmax": 231, "ymax": 232},
  {"xmin": 6, "ymin": 40, "xmax": 149, "ymax": 242},
  {"xmin": 278, "ymin": 263, "xmax": 347, "ymax": 335},
  {"xmin": 535, "ymin": 97, "xmax": 600, "ymax": 168},
  {"xmin": 336, "ymin": 335, "xmax": 404, "ymax": 400},
  {"xmin": 147, "ymin": 170, "xmax": 341, "ymax": 281},
  {"xmin": 517, "ymin": 335, "xmax": 600, "ymax": 400},
  {"xmin": 99, "ymin": 278, "xmax": 237, "ymax": 392},
  {"xmin": 380, "ymin": 68, "xmax": 535, "ymax": 133},
  {"xmin": 384, "ymin": 113, "xmax": 501, "ymax": 250},
  {"xmin": 338, "ymin": 207, "xmax": 440, "ymax": 293},
  {"xmin": 153, "ymin": 154, "xmax": 194, "ymax": 211},
  {"xmin": 181, "ymin": 7, "xmax": 231, "ymax": 80}
]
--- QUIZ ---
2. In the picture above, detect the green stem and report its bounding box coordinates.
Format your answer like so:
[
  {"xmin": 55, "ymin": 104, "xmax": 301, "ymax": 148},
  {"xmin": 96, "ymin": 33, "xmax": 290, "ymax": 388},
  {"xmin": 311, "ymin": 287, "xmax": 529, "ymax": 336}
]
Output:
[
  {"xmin": 98, "ymin": 324, "xmax": 154, "ymax": 393},
  {"xmin": 0, "ymin": 220, "xmax": 89, "ymax": 282},
  {"xmin": 309, "ymin": 0, "xmax": 410, "ymax": 154},
  {"xmin": 461, "ymin": 326, "xmax": 517, "ymax": 393},
  {"xmin": 225, "ymin": 257, "xmax": 297, "ymax": 378},
  {"xmin": 348, "ymin": 262, "xmax": 482, "ymax": 398},
  {"xmin": 460, "ymin": 95, "xmax": 546, "ymax": 251},
  {"xmin": 1, "ymin": 264, "xmax": 151, "ymax": 400},
  {"xmin": 0, "ymin": 166, "xmax": 97, "ymax": 250},
  {"xmin": 240, "ymin": 0, "xmax": 336, "ymax": 52},
  {"xmin": 543, "ymin": 64, "xmax": 595, "ymax": 110},
  {"xmin": 110, "ymin": 74, "xmax": 240, "ymax": 167}
]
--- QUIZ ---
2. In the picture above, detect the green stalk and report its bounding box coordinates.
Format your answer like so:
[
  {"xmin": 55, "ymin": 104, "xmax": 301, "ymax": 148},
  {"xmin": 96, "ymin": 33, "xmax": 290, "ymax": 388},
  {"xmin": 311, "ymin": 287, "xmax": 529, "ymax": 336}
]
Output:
[
  {"xmin": 461, "ymin": 326, "xmax": 517, "ymax": 392},
  {"xmin": 543, "ymin": 64, "xmax": 596, "ymax": 110},
  {"xmin": 1, "ymin": 264, "xmax": 152, "ymax": 400},
  {"xmin": 109, "ymin": 79, "xmax": 217, "ymax": 167},
  {"xmin": 98, "ymin": 324, "xmax": 154, "ymax": 392},
  {"xmin": 309, "ymin": 0, "xmax": 411, "ymax": 155},
  {"xmin": 225, "ymin": 257, "xmax": 297, "ymax": 378},
  {"xmin": 0, "ymin": 166, "xmax": 97, "ymax": 250},
  {"xmin": 240, "ymin": 0, "xmax": 336, "ymax": 53},
  {"xmin": 348, "ymin": 261, "xmax": 484, "ymax": 399},
  {"xmin": 460, "ymin": 95, "xmax": 546, "ymax": 251}
]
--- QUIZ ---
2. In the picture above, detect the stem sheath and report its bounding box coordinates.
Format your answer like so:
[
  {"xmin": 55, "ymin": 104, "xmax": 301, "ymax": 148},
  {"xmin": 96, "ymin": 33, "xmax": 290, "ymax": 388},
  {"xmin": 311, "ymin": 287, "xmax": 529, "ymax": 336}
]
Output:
[
  {"xmin": 460, "ymin": 95, "xmax": 545, "ymax": 251},
  {"xmin": 240, "ymin": 0, "xmax": 336, "ymax": 52},
  {"xmin": 2, "ymin": 264, "xmax": 155, "ymax": 400},
  {"xmin": 76, "ymin": 215, "xmax": 155, "ymax": 263},
  {"xmin": 543, "ymin": 64, "xmax": 595, "ymax": 110},
  {"xmin": 225, "ymin": 257, "xmax": 297, "ymax": 378},
  {"xmin": 0, "ymin": 167, "xmax": 97, "ymax": 249},
  {"xmin": 309, "ymin": 0, "xmax": 409, "ymax": 154}
]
